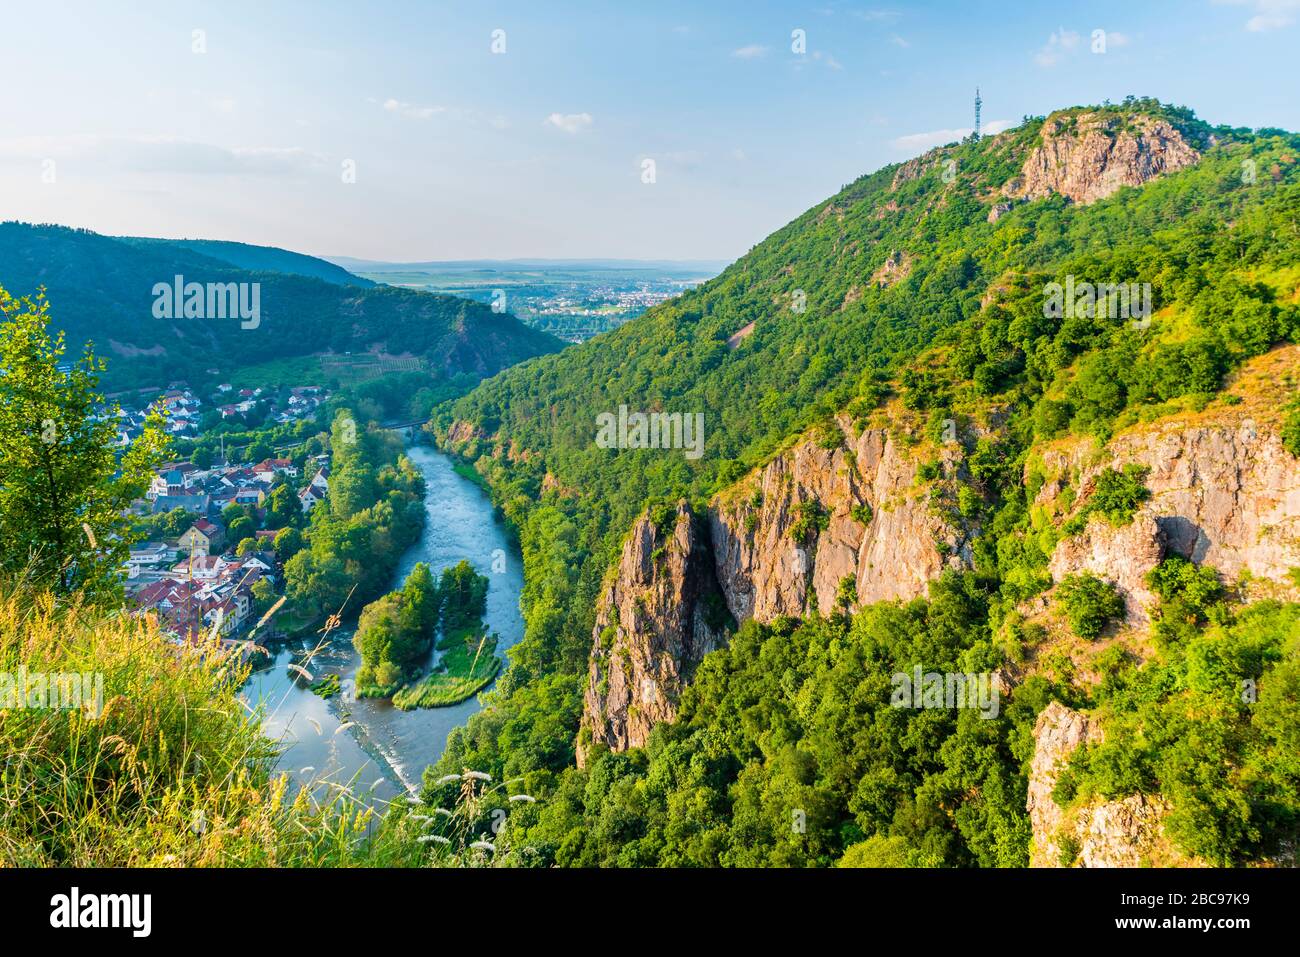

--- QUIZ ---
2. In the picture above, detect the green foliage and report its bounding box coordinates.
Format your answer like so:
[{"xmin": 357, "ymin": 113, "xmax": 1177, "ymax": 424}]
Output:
[
  {"xmin": 0, "ymin": 223, "xmax": 560, "ymax": 390},
  {"xmin": 1061, "ymin": 602, "xmax": 1300, "ymax": 865},
  {"xmin": 850, "ymin": 502, "xmax": 874, "ymax": 525},
  {"xmin": 1055, "ymin": 573, "xmax": 1125, "ymax": 638},
  {"xmin": 835, "ymin": 574, "xmax": 858, "ymax": 612},
  {"xmin": 0, "ymin": 582, "xmax": 422, "ymax": 866},
  {"xmin": 439, "ymin": 560, "xmax": 489, "ymax": 634},
  {"xmin": 1063, "ymin": 466, "xmax": 1151, "ymax": 535},
  {"xmin": 480, "ymin": 573, "xmax": 1042, "ymax": 867},
  {"xmin": 0, "ymin": 288, "xmax": 168, "ymax": 602},
  {"xmin": 790, "ymin": 500, "xmax": 829, "ymax": 545},
  {"xmin": 1146, "ymin": 556, "xmax": 1227, "ymax": 646},
  {"xmin": 353, "ymin": 562, "xmax": 439, "ymax": 694},
  {"xmin": 1283, "ymin": 405, "xmax": 1300, "ymax": 458},
  {"xmin": 284, "ymin": 409, "xmax": 426, "ymax": 621}
]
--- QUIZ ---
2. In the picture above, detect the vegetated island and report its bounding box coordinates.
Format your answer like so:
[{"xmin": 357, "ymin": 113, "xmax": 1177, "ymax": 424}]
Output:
[{"xmin": 353, "ymin": 559, "xmax": 499, "ymax": 709}]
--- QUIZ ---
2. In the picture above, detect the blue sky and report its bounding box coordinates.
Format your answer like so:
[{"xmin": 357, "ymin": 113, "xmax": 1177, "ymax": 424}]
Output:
[{"xmin": 0, "ymin": 0, "xmax": 1295, "ymax": 261}]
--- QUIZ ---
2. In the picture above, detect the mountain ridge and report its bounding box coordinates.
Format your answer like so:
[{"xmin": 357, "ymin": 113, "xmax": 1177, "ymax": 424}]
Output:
[{"xmin": 0, "ymin": 222, "xmax": 561, "ymax": 389}]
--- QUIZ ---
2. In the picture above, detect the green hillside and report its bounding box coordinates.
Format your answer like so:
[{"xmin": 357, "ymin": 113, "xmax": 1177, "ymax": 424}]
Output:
[
  {"xmin": 0, "ymin": 222, "xmax": 561, "ymax": 390},
  {"xmin": 419, "ymin": 100, "xmax": 1300, "ymax": 865},
  {"xmin": 118, "ymin": 236, "xmax": 375, "ymax": 287}
]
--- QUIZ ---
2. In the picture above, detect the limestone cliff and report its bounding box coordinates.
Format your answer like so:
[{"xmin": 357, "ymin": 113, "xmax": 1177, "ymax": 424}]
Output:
[
  {"xmin": 1007, "ymin": 111, "xmax": 1200, "ymax": 206},
  {"xmin": 577, "ymin": 503, "xmax": 728, "ymax": 765}
]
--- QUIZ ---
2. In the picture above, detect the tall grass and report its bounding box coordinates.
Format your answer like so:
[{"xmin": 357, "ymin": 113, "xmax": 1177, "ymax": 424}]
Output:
[{"xmin": 0, "ymin": 581, "xmax": 427, "ymax": 866}]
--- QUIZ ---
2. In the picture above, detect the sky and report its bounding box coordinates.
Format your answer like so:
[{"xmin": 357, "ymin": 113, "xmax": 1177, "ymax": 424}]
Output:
[{"xmin": 1, "ymin": 0, "xmax": 1296, "ymax": 262}]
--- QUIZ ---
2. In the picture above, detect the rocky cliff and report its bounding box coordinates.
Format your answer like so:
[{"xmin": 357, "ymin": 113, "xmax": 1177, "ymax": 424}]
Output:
[
  {"xmin": 579, "ymin": 414, "xmax": 970, "ymax": 758},
  {"xmin": 1027, "ymin": 702, "xmax": 1186, "ymax": 867},
  {"xmin": 577, "ymin": 503, "xmax": 729, "ymax": 765},
  {"xmin": 710, "ymin": 415, "xmax": 968, "ymax": 622},
  {"xmin": 1041, "ymin": 400, "xmax": 1300, "ymax": 622},
  {"xmin": 1006, "ymin": 111, "xmax": 1201, "ymax": 206}
]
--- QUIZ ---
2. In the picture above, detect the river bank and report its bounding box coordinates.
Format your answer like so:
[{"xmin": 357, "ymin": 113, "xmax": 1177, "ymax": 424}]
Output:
[{"xmin": 239, "ymin": 444, "xmax": 525, "ymax": 808}]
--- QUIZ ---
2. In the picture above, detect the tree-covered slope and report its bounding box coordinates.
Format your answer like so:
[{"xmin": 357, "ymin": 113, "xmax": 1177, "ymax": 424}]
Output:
[
  {"xmin": 117, "ymin": 236, "xmax": 375, "ymax": 287},
  {"xmin": 0, "ymin": 222, "xmax": 561, "ymax": 389},
  {"xmin": 421, "ymin": 100, "xmax": 1300, "ymax": 866}
]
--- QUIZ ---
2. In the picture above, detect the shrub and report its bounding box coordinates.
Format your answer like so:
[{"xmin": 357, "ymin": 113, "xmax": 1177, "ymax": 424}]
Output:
[
  {"xmin": 1056, "ymin": 572, "xmax": 1125, "ymax": 638},
  {"xmin": 1063, "ymin": 465, "xmax": 1150, "ymax": 535},
  {"xmin": 790, "ymin": 500, "xmax": 829, "ymax": 544},
  {"xmin": 1282, "ymin": 407, "xmax": 1300, "ymax": 458}
]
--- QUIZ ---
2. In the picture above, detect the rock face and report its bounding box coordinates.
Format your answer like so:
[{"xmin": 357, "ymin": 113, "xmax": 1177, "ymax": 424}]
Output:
[
  {"xmin": 870, "ymin": 250, "xmax": 913, "ymax": 288},
  {"xmin": 577, "ymin": 503, "xmax": 728, "ymax": 765},
  {"xmin": 1010, "ymin": 112, "xmax": 1200, "ymax": 206},
  {"xmin": 1049, "ymin": 515, "xmax": 1166, "ymax": 623},
  {"xmin": 1028, "ymin": 702, "xmax": 1179, "ymax": 867},
  {"xmin": 579, "ymin": 419, "xmax": 967, "ymax": 759},
  {"xmin": 710, "ymin": 417, "xmax": 968, "ymax": 623},
  {"xmin": 1042, "ymin": 418, "xmax": 1300, "ymax": 619},
  {"xmin": 581, "ymin": 397, "xmax": 1300, "ymax": 762}
]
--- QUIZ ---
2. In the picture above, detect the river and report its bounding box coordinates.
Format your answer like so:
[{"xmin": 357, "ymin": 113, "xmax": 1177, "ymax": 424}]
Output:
[{"xmin": 239, "ymin": 444, "xmax": 524, "ymax": 809}]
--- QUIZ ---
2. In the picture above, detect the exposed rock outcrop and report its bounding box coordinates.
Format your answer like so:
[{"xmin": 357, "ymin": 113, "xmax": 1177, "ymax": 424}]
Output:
[
  {"xmin": 870, "ymin": 250, "xmax": 913, "ymax": 288},
  {"xmin": 580, "ymin": 418, "xmax": 969, "ymax": 759},
  {"xmin": 577, "ymin": 502, "xmax": 728, "ymax": 766},
  {"xmin": 1028, "ymin": 702, "xmax": 1182, "ymax": 867},
  {"xmin": 1009, "ymin": 111, "xmax": 1200, "ymax": 206},
  {"xmin": 1041, "ymin": 415, "xmax": 1300, "ymax": 618},
  {"xmin": 710, "ymin": 416, "xmax": 969, "ymax": 623},
  {"xmin": 987, "ymin": 200, "xmax": 1015, "ymax": 223},
  {"xmin": 1049, "ymin": 515, "xmax": 1166, "ymax": 623}
]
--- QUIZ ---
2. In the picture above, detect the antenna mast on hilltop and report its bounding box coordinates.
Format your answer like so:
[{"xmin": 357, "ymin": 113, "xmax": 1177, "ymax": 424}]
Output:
[{"xmin": 974, "ymin": 87, "xmax": 982, "ymax": 141}]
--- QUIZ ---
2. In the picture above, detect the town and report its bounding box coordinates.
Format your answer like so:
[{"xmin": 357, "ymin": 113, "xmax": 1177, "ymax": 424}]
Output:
[{"xmin": 113, "ymin": 379, "xmax": 335, "ymax": 653}]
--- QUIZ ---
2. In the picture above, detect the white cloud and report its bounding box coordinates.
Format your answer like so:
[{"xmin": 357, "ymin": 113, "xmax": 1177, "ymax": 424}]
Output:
[
  {"xmin": 545, "ymin": 112, "xmax": 593, "ymax": 134},
  {"xmin": 732, "ymin": 44, "xmax": 768, "ymax": 58},
  {"xmin": 1216, "ymin": 0, "xmax": 1298, "ymax": 31},
  {"xmin": 890, "ymin": 119, "xmax": 1013, "ymax": 153},
  {"xmin": 889, "ymin": 34, "xmax": 910, "ymax": 48},
  {"xmin": 1248, "ymin": 0, "xmax": 1300, "ymax": 31},
  {"xmin": 1107, "ymin": 31, "xmax": 1132, "ymax": 46},
  {"xmin": 731, "ymin": 148, "xmax": 748, "ymax": 161},
  {"xmin": 382, "ymin": 98, "xmax": 443, "ymax": 120},
  {"xmin": 1034, "ymin": 27, "xmax": 1081, "ymax": 67}
]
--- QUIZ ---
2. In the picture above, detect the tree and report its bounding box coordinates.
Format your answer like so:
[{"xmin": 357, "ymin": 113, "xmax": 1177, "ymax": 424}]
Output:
[
  {"xmin": 273, "ymin": 526, "xmax": 303, "ymax": 560},
  {"xmin": 1056, "ymin": 573, "xmax": 1125, "ymax": 638},
  {"xmin": 228, "ymin": 515, "xmax": 256, "ymax": 544},
  {"xmin": 251, "ymin": 578, "xmax": 275, "ymax": 613},
  {"xmin": 247, "ymin": 436, "xmax": 274, "ymax": 462},
  {"xmin": 264, "ymin": 484, "xmax": 299, "ymax": 530},
  {"xmin": 0, "ymin": 288, "xmax": 168, "ymax": 600}
]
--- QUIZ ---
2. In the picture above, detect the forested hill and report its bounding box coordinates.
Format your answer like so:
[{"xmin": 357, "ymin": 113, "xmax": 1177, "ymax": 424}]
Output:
[
  {"xmin": 441, "ymin": 100, "xmax": 1296, "ymax": 541},
  {"xmin": 117, "ymin": 236, "xmax": 374, "ymax": 287},
  {"xmin": 424, "ymin": 99, "xmax": 1300, "ymax": 867},
  {"xmin": 0, "ymin": 222, "xmax": 561, "ymax": 389}
]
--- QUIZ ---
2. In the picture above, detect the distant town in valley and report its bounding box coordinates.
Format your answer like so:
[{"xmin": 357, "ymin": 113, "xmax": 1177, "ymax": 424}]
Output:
[{"xmin": 331, "ymin": 259, "xmax": 727, "ymax": 342}]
